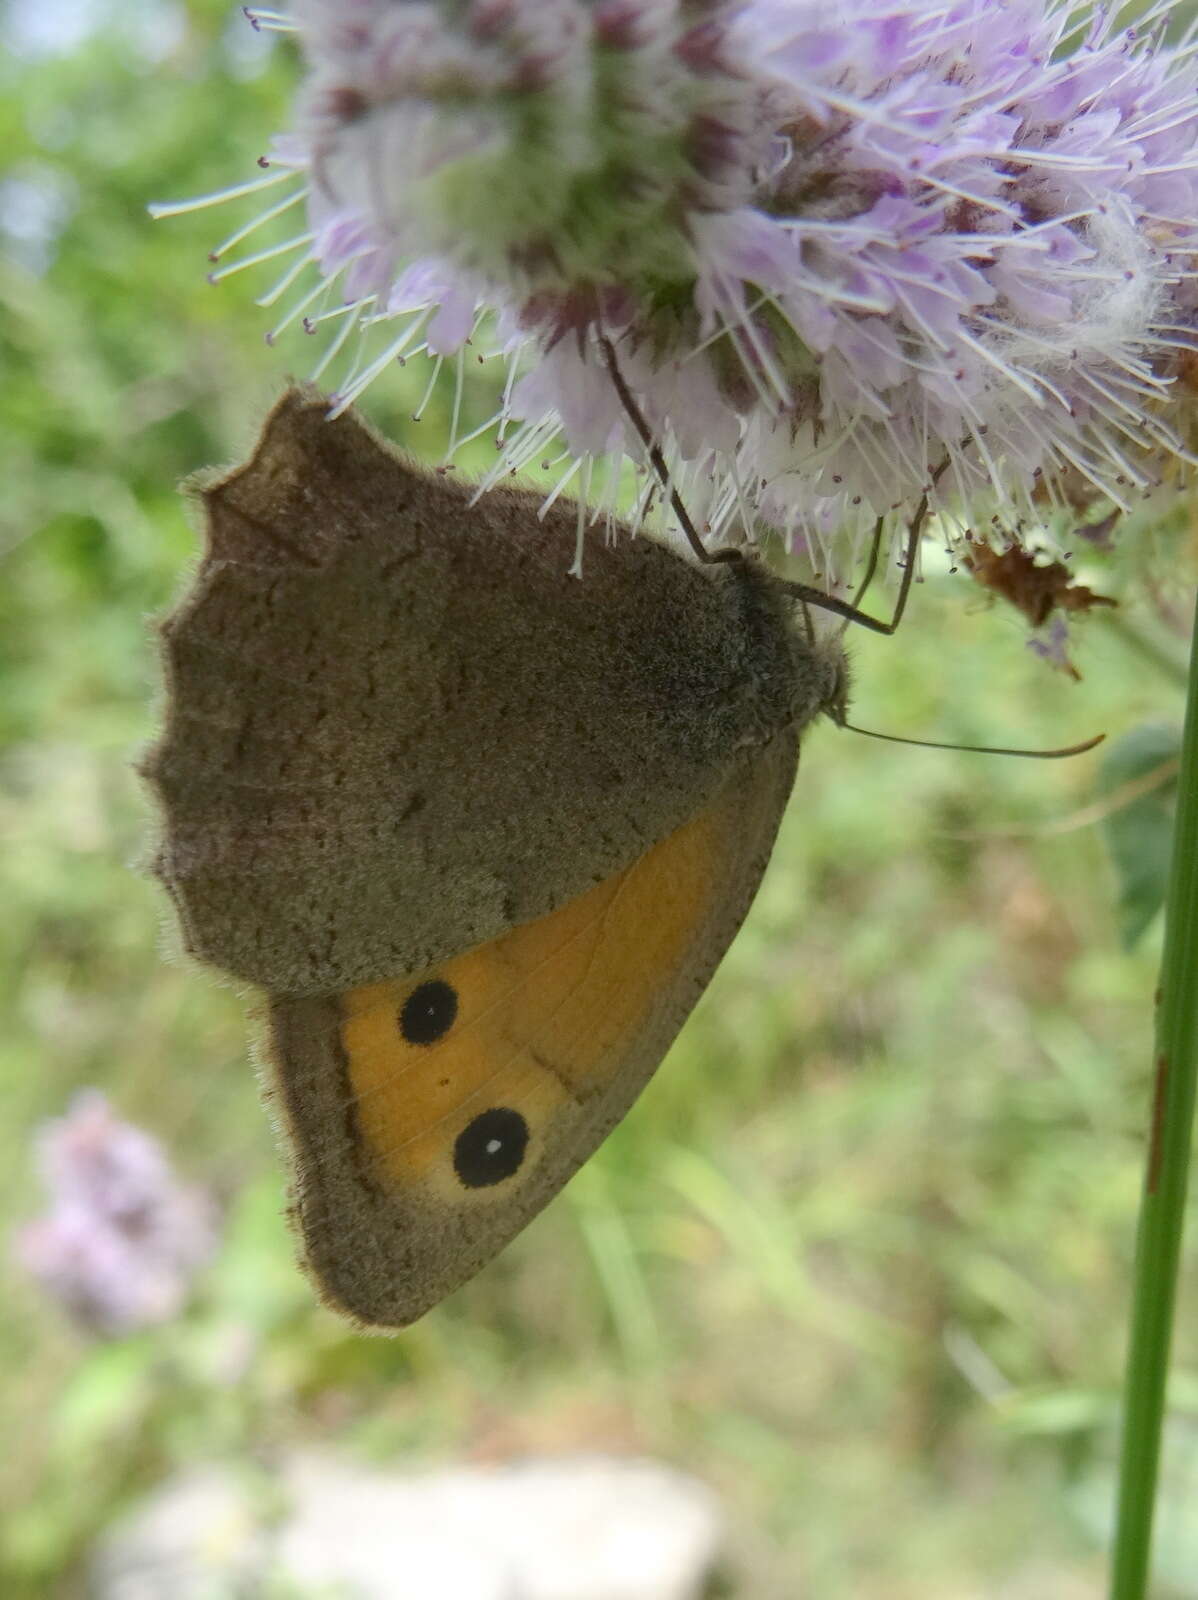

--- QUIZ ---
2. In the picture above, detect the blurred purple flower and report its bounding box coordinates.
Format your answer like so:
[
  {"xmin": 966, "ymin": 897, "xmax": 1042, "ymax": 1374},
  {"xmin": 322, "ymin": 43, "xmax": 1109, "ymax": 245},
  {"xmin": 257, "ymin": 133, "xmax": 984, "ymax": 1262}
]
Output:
[
  {"xmin": 14, "ymin": 1091, "xmax": 217, "ymax": 1337},
  {"xmin": 1027, "ymin": 611, "xmax": 1079, "ymax": 676},
  {"xmin": 163, "ymin": 0, "xmax": 1198, "ymax": 572}
]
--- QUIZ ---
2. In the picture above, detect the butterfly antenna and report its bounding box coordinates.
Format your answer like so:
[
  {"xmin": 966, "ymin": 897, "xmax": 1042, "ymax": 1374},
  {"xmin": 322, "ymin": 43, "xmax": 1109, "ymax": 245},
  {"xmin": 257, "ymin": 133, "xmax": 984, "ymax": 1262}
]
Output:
[
  {"xmin": 595, "ymin": 333, "xmax": 740, "ymax": 567},
  {"xmin": 839, "ymin": 722, "xmax": 1106, "ymax": 760}
]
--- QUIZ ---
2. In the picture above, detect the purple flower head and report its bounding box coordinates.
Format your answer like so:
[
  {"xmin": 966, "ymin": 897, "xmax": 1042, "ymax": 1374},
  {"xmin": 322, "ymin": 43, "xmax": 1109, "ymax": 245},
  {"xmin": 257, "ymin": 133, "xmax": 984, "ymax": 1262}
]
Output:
[
  {"xmin": 163, "ymin": 0, "xmax": 1198, "ymax": 579},
  {"xmin": 1027, "ymin": 611, "xmax": 1079, "ymax": 676},
  {"xmin": 14, "ymin": 1092, "xmax": 218, "ymax": 1337}
]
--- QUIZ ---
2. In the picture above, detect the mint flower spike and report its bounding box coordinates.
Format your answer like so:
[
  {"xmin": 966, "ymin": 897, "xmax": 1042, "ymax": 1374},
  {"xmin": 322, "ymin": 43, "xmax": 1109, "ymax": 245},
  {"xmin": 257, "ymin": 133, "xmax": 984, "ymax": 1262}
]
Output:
[
  {"xmin": 13, "ymin": 1092, "xmax": 217, "ymax": 1337},
  {"xmin": 242, "ymin": 7, "xmax": 296, "ymax": 31},
  {"xmin": 163, "ymin": 0, "xmax": 1198, "ymax": 574}
]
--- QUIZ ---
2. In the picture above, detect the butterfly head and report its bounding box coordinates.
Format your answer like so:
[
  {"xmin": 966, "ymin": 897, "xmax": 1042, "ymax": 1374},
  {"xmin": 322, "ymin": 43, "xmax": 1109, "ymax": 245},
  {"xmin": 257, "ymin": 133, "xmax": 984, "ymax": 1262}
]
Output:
[
  {"xmin": 786, "ymin": 621, "xmax": 851, "ymax": 737},
  {"xmin": 817, "ymin": 641, "xmax": 851, "ymax": 730}
]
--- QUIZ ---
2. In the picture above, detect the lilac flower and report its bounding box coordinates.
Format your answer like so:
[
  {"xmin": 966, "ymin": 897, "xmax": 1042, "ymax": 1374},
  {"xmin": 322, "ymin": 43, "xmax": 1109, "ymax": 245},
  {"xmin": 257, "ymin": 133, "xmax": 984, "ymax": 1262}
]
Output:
[
  {"xmin": 1027, "ymin": 612, "xmax": 1079, "ymax": 677},
  {"xmin": 161, "ymin": 0, "xmax": 1198, "ymax": 578},
  {"xmin": 14, "ymin": 1091, "xmax": 217, "ymax": 1336}
]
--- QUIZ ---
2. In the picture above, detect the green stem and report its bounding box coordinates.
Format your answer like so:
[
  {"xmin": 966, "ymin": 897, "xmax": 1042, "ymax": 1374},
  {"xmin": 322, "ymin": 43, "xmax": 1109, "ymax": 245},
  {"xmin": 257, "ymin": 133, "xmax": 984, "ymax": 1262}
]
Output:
[{"xmin": 1109, "ymin": 590, "xmax": 1198, "ymax": 1599}]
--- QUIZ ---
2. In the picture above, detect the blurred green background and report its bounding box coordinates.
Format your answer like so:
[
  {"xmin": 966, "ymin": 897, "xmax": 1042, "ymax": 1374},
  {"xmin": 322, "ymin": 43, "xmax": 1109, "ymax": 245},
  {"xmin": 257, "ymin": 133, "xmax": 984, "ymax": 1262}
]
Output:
[{"xmin": 2, "ymin": 2, "xmax": 1196, "ymax": 1595}]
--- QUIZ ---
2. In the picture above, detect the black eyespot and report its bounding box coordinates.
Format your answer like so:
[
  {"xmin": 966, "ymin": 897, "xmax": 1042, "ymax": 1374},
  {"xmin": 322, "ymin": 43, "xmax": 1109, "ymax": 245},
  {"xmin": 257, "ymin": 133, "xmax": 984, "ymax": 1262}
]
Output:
[
  {"xmin": 453, "ymin": 1107, "xmax": 529, "ymax": 1189},
  {"xmin": 399, "ymin": 979, "xmax": 457, "ymax": 1046}
]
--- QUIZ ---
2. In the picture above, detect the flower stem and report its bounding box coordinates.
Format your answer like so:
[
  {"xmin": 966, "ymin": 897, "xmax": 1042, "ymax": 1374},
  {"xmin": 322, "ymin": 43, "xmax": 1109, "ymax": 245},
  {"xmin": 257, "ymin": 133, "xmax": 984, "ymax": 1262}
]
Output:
[{"xmin": 1108, "ymin": 589, "xmax": 1198, "ymax": 1599}]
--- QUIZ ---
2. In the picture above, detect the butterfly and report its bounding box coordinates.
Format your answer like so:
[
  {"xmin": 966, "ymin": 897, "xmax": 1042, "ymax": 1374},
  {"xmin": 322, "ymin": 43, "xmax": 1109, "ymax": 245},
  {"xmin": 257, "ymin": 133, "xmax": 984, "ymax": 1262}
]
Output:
[{"xmin": 144, "ymin": 386, "xmax": 848, "ymax": 1328}]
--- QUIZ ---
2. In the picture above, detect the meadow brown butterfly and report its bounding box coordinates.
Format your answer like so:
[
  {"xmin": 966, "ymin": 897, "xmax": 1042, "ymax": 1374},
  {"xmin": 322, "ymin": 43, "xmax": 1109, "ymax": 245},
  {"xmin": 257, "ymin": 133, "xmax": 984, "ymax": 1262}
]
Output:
[{"xmin": 145, "ymin": 387, "xmax": 847, "ymax": 1328}]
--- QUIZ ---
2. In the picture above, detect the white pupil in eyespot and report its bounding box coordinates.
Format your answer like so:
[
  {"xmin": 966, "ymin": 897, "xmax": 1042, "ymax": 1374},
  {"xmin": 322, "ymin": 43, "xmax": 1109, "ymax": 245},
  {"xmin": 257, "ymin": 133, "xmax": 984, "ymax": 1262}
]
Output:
[{"xmin": 486, "ymin": 1138, "xmax": 502, "ymax": 1154}]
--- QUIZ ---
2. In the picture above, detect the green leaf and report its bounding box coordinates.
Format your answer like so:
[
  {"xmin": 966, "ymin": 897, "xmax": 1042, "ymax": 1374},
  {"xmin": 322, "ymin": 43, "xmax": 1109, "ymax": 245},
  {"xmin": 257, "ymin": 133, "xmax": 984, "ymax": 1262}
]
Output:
[
  {"xmin": 1099, "ymin": 722, "xmax": 1181, "ymax": 948},
  {"xmin": 51, "ymin": 1338, "xmax": 156, "ymax": 1457}
]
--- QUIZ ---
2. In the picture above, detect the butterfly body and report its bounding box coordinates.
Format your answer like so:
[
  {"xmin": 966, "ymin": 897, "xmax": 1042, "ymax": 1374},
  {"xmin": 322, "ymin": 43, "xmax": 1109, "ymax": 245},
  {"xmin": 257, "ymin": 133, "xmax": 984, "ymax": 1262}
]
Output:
[{"xmin": 145, "ymin": 389, "xmax": 845, "ymax": 1326}]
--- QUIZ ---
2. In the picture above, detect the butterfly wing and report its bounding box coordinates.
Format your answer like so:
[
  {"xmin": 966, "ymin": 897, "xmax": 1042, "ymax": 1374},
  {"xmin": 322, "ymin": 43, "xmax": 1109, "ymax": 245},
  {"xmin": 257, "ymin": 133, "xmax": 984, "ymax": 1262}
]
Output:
[
  {"xmin": 145, "ymin": 388, "xmax": 845, "ymax": 1327},
  {"xmin": 267, "ymin": 731, "xmax": 798, "ymax": 1328},
  {"xmin": 145, "ymin": 388, "xmax": 812, "ymax": 996}
]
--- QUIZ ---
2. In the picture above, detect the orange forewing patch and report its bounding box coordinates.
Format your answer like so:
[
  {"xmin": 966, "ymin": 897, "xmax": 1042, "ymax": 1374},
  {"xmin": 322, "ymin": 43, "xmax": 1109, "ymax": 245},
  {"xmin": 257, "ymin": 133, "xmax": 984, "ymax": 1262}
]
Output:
[
  {"xmin": 265, "ymin": 734, "xmax": 798, "ymax": 1327},
  {"xmin": 340, "ymin": 803, "xmax": 719, "ymax": 1200}
]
